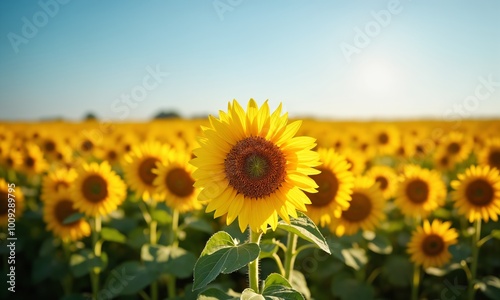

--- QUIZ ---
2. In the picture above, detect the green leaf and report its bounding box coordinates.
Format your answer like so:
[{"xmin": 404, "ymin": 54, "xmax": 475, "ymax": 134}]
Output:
[
  {"xmin": 327, "ymin": 240, "xmax": 346, "ymax": 263},
  {"xmin": 382, "ymin": 255, "xmax": 412, "ymax": 287},
  {"xmin": 425, "ymin": 263, "xmax": 462, "ymax": 277},
  {"xmin": 277, "ymin": 212, "xmax": 331, "ymax": 254},
  {"xmin": 261, "ymin": 273, "xmax": 305, "ymax": 300},
  {"xmin": 32, "ymin": 255, "xmax": 66, "ymax": 284},
  {"xmin": 290, "ymin": 270, "xmax": 311, "ymax": 300},
  {"xmin": 478, "ymin": 276, "xmax": 500, "ymax": 300},
  {"xmin": 259, "ymin": 239, "xmax": 279, "ymax": 259},
  {"xmin": 241, "ymin": 288, "xmax": 265, "ymax": 300},
  {"xmin": 363, "ymin": 232, "xmax": 393, "ymax": 255},
  {"xmin": 449, "ymin": 243, "xmax": 472, "ymax": 263},
  {"xmin": 101, "ymin": 261, "xmax": 156, "ymax": 296},
  {"xmin": 39, "ymin": 237, "xmax": 61, "ymax": 257},
  {"xmin": 193, "ymin": 231, "xmax": 260, "ymax": 291},
  {"xmin": 63, "ymin": 212, "xmax": 85, "ymax": 225},
  {"xmin": 101, "ymin": 227, "xmax": 126, "ymax": 243},
  {"xmin": 141, "ymin": 244, "xmax": 196, "ymax": 278},
  {"xmin": 197, "ymin": 288, "xmax": 239, "ymax": 300},
  {"xmin": 151, "ymin": 209, "xmax": 172, "ymax": 225},
  {"xmin": 341, "ymin": 247, "xmax": 367, "ymax": 271},
  {"xmin": 69, "ymin": 249, "xmax": 107, "ymax": 278}
]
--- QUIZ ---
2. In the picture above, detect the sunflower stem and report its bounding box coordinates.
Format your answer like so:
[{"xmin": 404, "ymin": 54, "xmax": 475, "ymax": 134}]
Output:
[
  {"xmin": 61, "ymin": 240, "xmax": 73, "ymax": 295},
  {"xmin": 166, "ymin": 209, "xmax": 180, "ymax": 298},
  {"xmin": 272, "ymin": 253, "xmax": 286, "ymax": 276},
  {"xmin": 248, "ymin": 229, "xmax": 263, "ymax": 293},
  {"xmin": 468, "ymin": 219, "xmax": 481, "ymax": 300},
  {"xmin": 149, "ymin": 219, "xmax": 158, "ymax": 300},
  {"xmin": 411, "ymin": 264, "xmax": 421, "ymax": 300},
  {"xmin": 284, "ymin": 232, "xmax": 298, "ymax": 283},
  {"xmin": 91, "ymin": 216, "xmax": 102, "ymax": 299}
]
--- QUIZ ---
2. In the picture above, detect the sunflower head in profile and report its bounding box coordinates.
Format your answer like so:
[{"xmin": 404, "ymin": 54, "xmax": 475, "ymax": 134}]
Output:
[
  {"xmin": 0, "ymin": 178, "xmax": 25, "ymax": 225},
  {"xmin": 43, "ymin": 194, "xmax": 91, "ymax": 241},
  {"xmin": 451, "ymin": 165, "xmax": 500, "ymax": 222},
  {"xmin": 41, "ymin": 168, "xmax": 78, "ymax": 203},
  {"xmin": 478, "ymin": 138, "xmax": 500, "ymax": 171},
  {"xmin": 407, "ymin": 219, "xmax": 458, "ymax": 269},
  {"xmin": 153, "ymin": 148, "xmax": 201, "ymax": 213},
  {"xmin": 304, "ymin": 148, "xmax": 354, "ymax": 227},
  {"xmin": 123, "ymin": 141, "xmax": 170, "ymax": 201},
  {"xmin": 366, "ymin": 165, "xmax": 398, "ymax": 200},
  {"xmin": 191, "ymin": 99, "xmax": 321, "ymax": 233},
  {"xmin": 394, "ymin": 165, "xmax": 446, "ymax": 218},
  {"xmin": 72, "ymin": 161, "xmax": 126, "ymax": 217},
  {"xmin": 330, "ymin": 176, "xmax": 386, "ymax": 237}
]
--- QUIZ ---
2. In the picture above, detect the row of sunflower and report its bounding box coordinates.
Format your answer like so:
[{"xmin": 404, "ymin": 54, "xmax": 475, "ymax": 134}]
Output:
[{"xmin": 0, "ymin": 102, "xmax": 500, "ymax": 300}]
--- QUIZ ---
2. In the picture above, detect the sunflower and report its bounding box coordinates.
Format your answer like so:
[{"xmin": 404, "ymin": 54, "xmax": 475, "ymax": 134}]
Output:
[
  {"xmin": 451, "ymin": 165, "xmax": 500, "ymax": 222},
  {"xmin": 191, "ymin": 99, "xmax": 321, "ymax": 233},
  {"xmin": 43, "ymin": 194, "xmax": 91, "ymax": 241},
  {"xmin": 72, "ymin": 161, "xmax": 126, "ymax": 217},
  {"xmin": 123, "ymin": 141, "xmax": 170, "ymax": 201},
  {"xmin": 41, "ymin": 168, "xmax": 78, "ymax": 203},
  {"xmin": 153, "ymin": 148, "xmax": 202, "ymax": 212},
  {"xmin": 1, "ymin": 147, "xmax": 23, "ymax": 172},
  {"xmin": 407, "ymin": 220, "xmax": 458, "ymax": 269},
  {"xmin": 394, "ymin": 165, "xmax": 446, "ymax": 218},
  {"xmin": 0, "ymin": 178, "xmax": 24, "ymax": 225},
  {"xmin": 304, "ymin": 148, "xmax": 354, "ymax": 227},
  {"xmin": 371, "ymin": 125, "xmax": 400, "ymax": 156},
  {"xmin": 340, "ymin": 148, "xmax": 367, "ymax": 175},
  {"xmin": 438, "ymin": 131, "xmax": 472, "ymax": 164},
  {"xmin": 366, "ymin": 165, "xmax": 398, "ymax": 200},
  {"xmin": 478, "ymin": 138, "xmax": 500, "ymax": 171},
  {"xmin": 21, "ymin": 144, "xmax": 48, "ymax": 176},
  {"xmin": 330, "ymin": 176, "xmax": 385, "ymax": 237}
]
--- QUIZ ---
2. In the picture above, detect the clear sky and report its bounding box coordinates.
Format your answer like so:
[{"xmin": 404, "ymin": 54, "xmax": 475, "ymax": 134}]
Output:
[{"xmin": 0, "ymin": 0, "xmax": 499, "ymax": 121}]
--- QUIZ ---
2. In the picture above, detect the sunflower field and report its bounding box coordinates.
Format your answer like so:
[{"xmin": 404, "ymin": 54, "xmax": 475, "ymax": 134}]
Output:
[{"xmin": 1, "ymin": 100, "xmax": 500, "ymax": 300}]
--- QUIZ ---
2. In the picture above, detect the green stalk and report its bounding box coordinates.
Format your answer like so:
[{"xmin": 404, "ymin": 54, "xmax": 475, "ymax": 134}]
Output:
[
  {"xmin": 167, "ymin": 209, "xmax": 180, "ymax": 298},
  {"xmin": 468, "ymin": 219, "xmax": 481, "ymax": 300},
  {"xmin": 284, "ymin": 232, "xmax": 298, "ymax": 282},
  {"xmin": 248, "ymin": 229, "xmax": 263, "ymax": 293},
  {"xmin": 91, "ymin": 216, "xmax": 102, "ymax": 299},
  {"xmin": 150, "ymin": 219, "xmax": 158, "ymax": 300},
  {"xmin": 411, "ymin": 264, "xmax": 421, "ymax": 300}
]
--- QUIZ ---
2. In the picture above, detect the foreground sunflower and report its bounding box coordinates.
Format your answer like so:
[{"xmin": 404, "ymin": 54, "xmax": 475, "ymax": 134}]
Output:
[
  {"xmin": 304, "ymin": 148, "xmax": 354, "ymax": 227},
  {"xmin": 451, "ymin": 165, "xmax": 500, "ymax": 222},
  {"xmin": 330, "ymin": 176, "xmax": 385, "ymax": 236},
  {"xmin": 0, "ymin": 178, "xmax": 24, "ymax": 225},
  {"xmin": 72, "ymin": 161, "xmax": 127, "ymax": 217},
  {"xmin": 394, "ymin": 165, "xmax": 446, "ymax": 218},
  {"xmin": 191, "ymin": 99, "xmax": 320, "ymax": 233},
  {"xmin": 407, "ymin": 219, "xmax": 458, "ymax": 269},
  {"xmin": 154, "ymin": 148, "xmax": 201, "ymax": 212},
  {"xmin": 123, "ymin": 141, "xmax": 170, "ymax": 201},
  {"xmin": 43, "ymin": 194, "xmax": 91, "ymax": 241}
]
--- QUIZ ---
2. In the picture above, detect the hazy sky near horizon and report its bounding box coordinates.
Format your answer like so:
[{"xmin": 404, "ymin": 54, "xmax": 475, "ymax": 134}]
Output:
[{"xmin": 0, "ymin": 0, "xmax": 499, "ymax": 121}]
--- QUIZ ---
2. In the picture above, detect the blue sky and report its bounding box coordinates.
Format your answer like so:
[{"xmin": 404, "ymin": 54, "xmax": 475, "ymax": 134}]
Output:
[{"xmin": 0, "ymin": 0, "xmax": 499, "ymax": 121}]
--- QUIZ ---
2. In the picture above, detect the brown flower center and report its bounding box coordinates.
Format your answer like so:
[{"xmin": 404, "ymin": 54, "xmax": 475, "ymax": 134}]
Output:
[
  {"xmin": 107, "ymin": 150, "xmax": 118, "ymax": 161},
  {"xmin": 406, "ymin": 179, "xmax": 429, "ymax": 204},
  {"xmin": 375, "ymin": 176, "xmax": 388, "ymax": 190},
  {"xmin": 378, "ymin": 133, "xmax": 389, "ymax": 145},
  {"xmin": 138, "ymin": 157, "xmax": 160, "ymax": 186},
  {"xmin": 55, "ymin": 199, "xmax": 80, "ymax": 226},
  {"xmin": 342, "ymin": 192, "xmax": 372, "ymax": 222},
  {"xmin": 0, "ymin": 191, "xmax": 8, "ymax": 216},
  {"xmin": 6, "ymin": 157, "xmax": 14, "ymax": 167},
  {"xmin": 307, "ymin": 168, "xmax": 339, "ymax": 207},
  {"xmin": 421, "ymin": 234, "xmax": 445, "ymax": 256},
  {"xmin": 44, "ymin": 140, "xmax": 56, "ymax": 152},
  {"xmin": 81, "ymin": 175, "xmax": 108, "ymax": 203},
  {"xmin": 166, "ymin": 167, "xmax": 195, "ymax": 198},
  {"xmin": 25, "ymin": 156, "xmax": 35, "ymax": 168},
  {"xmin": 447, "ymin": 142, "xmax": 460, "ymax": 155},
  {"xmin": 465, "ymin": 179, "xmax": 494, "ymax": 207},
  {"xmin": 81, "ymin": 140, "xmax": 93, "ymax": 152},
  {"xmin": 224, "ymin": 136, "xmax": 286, "ymax": 199},
  {"xmin": 488, "ymin": 150, "xmax": 500, "ymax": 169}
]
